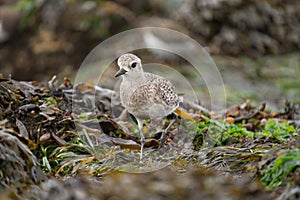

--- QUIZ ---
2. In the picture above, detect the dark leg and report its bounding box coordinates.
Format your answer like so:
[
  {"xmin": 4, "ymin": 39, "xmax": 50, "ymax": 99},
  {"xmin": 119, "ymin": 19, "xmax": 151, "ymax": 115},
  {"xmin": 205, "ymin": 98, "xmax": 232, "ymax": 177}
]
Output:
[{"xmin": 159, "ymin": 112, "xmax": 178, "ymax": 148}]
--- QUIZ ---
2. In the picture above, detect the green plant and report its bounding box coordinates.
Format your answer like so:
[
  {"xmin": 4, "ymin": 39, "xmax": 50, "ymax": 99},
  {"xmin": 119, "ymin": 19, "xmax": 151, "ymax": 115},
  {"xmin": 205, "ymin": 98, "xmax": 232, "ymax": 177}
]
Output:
[
  {"xmin": 191, "ymin": 118, "xmax": 298, "ymax": 149},
  {"xmin": 44, "ymin": 97, "xmax": 58, "ymax": 106},
  {"xmin": 14, "ymin": 0, "xmax": 39, "ymax": 26},
  {"xmin": 258, "ymin": 120, "xmax": 297, "ymax": 142},
  {"xmin": 261, "ymin": 149, "xmax": 300, "ymax": 189}
]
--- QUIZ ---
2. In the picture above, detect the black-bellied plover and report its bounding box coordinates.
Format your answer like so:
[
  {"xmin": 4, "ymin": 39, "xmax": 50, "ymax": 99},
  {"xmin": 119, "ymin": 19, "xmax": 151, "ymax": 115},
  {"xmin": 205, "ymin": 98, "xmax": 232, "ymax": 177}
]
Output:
[{"xmin": 115, "ymin": 53, "xmax": 182, "ymax": 159}]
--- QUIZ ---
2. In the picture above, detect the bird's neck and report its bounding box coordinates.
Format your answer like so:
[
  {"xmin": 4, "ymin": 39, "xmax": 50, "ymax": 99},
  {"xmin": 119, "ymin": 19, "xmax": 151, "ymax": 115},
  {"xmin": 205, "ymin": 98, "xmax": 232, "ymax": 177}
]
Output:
[{"xmin": 123, "ymin": 72, "xmax": 146, "ymax": 84}]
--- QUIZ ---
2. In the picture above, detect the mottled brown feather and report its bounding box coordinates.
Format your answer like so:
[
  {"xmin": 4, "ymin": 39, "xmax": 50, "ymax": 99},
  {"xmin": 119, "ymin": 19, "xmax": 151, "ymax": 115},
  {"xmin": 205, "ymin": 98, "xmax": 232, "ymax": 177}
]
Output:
[{"xmin": 117, "ymin": 54, "xmax": 182, "ymax": 119}]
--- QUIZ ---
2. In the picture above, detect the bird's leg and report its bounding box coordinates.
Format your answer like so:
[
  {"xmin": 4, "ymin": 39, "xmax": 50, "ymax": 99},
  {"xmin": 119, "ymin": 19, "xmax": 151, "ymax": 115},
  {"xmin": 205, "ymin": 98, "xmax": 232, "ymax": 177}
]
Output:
[
  {"xmin": 137, "ymin": 118, "xmax": 145, "ymax": 160},
  {"xmin": 159, "ymin": 112, "xmax": 178, "ymax": 148}
]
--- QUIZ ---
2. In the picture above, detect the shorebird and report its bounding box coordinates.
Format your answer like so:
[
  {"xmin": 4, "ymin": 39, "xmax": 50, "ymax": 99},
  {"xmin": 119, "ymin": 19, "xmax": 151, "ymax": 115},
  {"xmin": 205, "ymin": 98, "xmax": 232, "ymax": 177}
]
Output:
[{"xmin": 115, "ymin": 53, "xmax": 182, "ymax": 160}]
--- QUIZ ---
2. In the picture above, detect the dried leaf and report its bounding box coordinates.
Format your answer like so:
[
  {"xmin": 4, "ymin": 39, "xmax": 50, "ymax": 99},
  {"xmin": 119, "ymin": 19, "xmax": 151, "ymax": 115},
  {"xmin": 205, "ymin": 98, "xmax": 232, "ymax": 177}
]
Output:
[
  {"xmin": 174, "ymin": 108, "xmax": 193, "ymax": 120},
  {"xmin": 50, "ymin": 131, "xmax": 68, "ymax": 146},
  {"xmin": 111, "ymin": 138, "xmax": 140, "ymax": 150},
  {"xmin": 15, "ymin": 118, "xmax": 29, "ymax": 139}
]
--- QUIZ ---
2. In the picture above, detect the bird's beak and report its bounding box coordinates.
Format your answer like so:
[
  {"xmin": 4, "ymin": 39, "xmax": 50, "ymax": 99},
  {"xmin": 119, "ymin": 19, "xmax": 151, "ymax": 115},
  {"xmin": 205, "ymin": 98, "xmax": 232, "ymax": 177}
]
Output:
[{"xmin": 115, "ymin": 68, "xmax": 127, "ymax": 77}]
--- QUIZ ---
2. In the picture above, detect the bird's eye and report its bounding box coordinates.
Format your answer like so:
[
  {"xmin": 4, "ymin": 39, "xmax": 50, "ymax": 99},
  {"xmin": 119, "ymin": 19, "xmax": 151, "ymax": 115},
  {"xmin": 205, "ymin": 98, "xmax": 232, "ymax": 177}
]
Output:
[{"xmin": 131, "ymin": 62, "xmax": 137, "ymax": 68}]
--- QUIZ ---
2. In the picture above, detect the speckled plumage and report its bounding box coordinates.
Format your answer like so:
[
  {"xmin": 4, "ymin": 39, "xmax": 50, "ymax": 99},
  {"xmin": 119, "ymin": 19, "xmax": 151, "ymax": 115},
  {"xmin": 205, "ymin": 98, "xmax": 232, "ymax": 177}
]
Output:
[
  {"xmin": 115, "ymin": 53, "xmax": 182, "ymax": 159},
  {"xmin": 121, "ymin": 72, "xmax": 181, "ymax": 119},
  {"xmin": 116, "ymin": 54, "xmax": 181, "ymax": 119}
]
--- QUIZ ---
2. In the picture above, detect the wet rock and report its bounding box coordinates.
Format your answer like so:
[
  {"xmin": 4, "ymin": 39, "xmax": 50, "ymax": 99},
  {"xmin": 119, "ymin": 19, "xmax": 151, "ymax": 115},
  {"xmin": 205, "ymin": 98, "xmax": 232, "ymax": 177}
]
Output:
[{"xmin": 175, "ymin": 0, "xmax": 300, "ymax": 56}]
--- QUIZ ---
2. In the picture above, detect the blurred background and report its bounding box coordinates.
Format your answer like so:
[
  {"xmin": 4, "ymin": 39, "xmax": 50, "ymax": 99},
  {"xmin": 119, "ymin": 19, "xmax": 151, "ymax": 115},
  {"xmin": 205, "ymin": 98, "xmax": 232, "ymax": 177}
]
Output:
[{"xmin": 0, "ymin": 0, "xmax": 299, "ymax": 107}]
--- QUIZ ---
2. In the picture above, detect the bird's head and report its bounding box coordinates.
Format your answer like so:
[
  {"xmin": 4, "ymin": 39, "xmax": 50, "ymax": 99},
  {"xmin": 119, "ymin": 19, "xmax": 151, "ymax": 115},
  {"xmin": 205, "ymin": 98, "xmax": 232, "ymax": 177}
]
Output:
[{"xmin": 115, "ymin": 53, "xmax": 143, "ymax": 78}]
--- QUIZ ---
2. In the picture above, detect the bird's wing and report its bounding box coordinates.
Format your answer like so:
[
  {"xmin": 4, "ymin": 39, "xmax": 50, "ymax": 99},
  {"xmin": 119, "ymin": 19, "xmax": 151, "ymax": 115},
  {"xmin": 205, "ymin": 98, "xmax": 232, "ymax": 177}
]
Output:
[
  {"xmin": 153, "ymin": 77, "xmax": 180, "ymax": 107},
  {"xmin": 141, "ymin": 73, "xmax": 180, "ymax": 107},
  {"xmin": 127, "ymin": 83, "xmax": 153, "ymax": 107}
]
